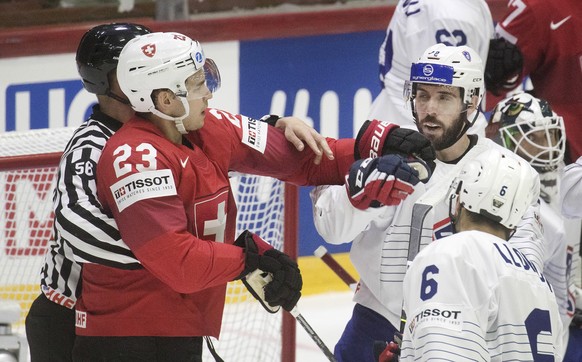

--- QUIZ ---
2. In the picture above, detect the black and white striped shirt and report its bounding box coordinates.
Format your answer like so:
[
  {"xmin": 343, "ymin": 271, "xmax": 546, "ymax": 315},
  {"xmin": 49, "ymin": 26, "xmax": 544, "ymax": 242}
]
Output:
[{"xmin": 41, "ymin": 106, "xmax": 141, "ymax": 308}]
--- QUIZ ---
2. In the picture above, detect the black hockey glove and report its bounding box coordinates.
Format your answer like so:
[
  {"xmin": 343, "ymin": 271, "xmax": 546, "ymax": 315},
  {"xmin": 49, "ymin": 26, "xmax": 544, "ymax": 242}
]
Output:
[
  {"xmin": 234, "ymin": 230, "xmax": 302, "ymax": 312},
  {"xmin": 346, "ymin": 154, "xmax": 422, "ymax": 210},
  {"xmin": 485, "ymin": 38, "xmax": 524, "ymax": 96},
  {"xmin": 258, "ymin": 114, "xmax": 281, "ymax": 127},
  {"xmin": 355, "ymin": 120, "xmax": 436, "ymax": 174}
]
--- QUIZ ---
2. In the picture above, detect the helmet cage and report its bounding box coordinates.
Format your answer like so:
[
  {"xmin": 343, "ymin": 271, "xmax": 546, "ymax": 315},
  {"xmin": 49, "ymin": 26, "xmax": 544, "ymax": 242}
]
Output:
[{"xmin": 492, "ymin": 93, "xmax": 565, "ymax": 171}]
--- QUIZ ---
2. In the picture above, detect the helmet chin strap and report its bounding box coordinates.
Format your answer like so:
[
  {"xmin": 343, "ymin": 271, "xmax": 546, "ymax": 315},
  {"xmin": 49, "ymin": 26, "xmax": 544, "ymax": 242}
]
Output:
[
  {"xmin": 438, "ymin": 104, "xmax": 480, "ymax": 151},
  {"xmin": 149, "ymin": 97, "xmax": 190, "ymax": 135},
  {"xmin": 107, "ymin": 91, "xmax": 131, "ymax": 105}
]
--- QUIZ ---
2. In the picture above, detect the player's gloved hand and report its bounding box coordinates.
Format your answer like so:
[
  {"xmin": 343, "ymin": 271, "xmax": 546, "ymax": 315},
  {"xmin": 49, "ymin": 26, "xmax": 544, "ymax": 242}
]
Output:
[
  {"xmin": 355, "ymin": 120, "xmax": 436, "ymax": 174},
  {"xmin": 234, "ymin": 230, "xmax": 302, "ymax": 312},
  {"xmin": 375, "ymin": 341, "xmax": 400, "ymax": 362},
  {"xmin": 571, "ymin": 308, "xmax": 582, "ymax": 328},
  {"xmin": 346, "ymin": 154, "xmax": 421, "ymax": 209},
  {"xmin": 485, "ymin": 38, "xmax": 523, "ymax": 96}
]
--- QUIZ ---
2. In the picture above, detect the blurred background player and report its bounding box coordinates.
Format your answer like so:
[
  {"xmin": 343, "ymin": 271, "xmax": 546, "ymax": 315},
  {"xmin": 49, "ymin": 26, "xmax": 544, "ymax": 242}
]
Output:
[
  {"xmin": 368, "ymin": 0, "xmax": 493, "ymax": 135},
  {"xmin": 489, "ymin": 0, "xmax": 582, "ymax": 163},
  {"xmin": 24, "ymin": 23, "xmax": 151, "ymax": 362},
  {"xmin": 72, "ymin": 31, "xmax": 404, "ymax": 360},
  {"xmin": 311, "ymin": 43, "xmax": 544, "ymax": 362},
  {"xmin": 399, "ymin": 148, "xmax": 563, "ymax": 360},
  {"xmin": 487, "ymin": 92, "xmax": 575, "ymax": 357}
]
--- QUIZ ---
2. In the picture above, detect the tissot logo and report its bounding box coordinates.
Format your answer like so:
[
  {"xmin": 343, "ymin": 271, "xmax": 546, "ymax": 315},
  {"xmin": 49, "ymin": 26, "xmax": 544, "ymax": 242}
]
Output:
[
  {"xmin": 114, "ymin": 174, "xmax": 172, "ymax": 197},
  {"xmin": 110, "ymin": 170, "xmax": 177, "ymax": 212},
  {"xmin": 114, "ymin": 187, "xmax": 126, "ymax": 199}
]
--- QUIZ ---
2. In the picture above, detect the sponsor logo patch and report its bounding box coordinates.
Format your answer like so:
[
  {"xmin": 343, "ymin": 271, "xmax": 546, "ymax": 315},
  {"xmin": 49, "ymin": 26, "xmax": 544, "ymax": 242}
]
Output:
[
  {"xmin": 110, "ymin": 169, "xmax": 177, "ymax": 212},
  {"xmin": 408, "ymin": 303, "xmax": 463, "ymax": 336},
  {"xmin": 76, "ymin": 310, "xmax": 87, "ymax": 328},
  {"xmin": 242, "ymin": 117, "xmax": 268, "ymax": 153}
]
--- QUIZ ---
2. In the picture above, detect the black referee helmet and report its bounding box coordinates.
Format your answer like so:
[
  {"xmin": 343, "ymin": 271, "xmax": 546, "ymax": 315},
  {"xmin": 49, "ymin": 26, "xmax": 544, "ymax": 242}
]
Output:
[{"xmin": 76, "ymin": 23, "xmax": 151, "ymax": 95}]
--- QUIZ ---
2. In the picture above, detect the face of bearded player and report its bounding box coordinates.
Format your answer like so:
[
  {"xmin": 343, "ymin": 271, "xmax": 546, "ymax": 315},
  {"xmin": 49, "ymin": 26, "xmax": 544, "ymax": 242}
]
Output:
[{"xmin": 414, "ymin": 83, "xmax": 467, "ymax": 151}]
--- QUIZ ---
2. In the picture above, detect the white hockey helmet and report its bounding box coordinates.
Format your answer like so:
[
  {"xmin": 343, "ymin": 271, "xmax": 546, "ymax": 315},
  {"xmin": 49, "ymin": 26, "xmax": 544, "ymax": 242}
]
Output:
[
  {"xmin": 489, "ymin": 92, "xmax": 565, "ymax": 172},
  {"xmin": 117, "ymin": 32, "xmax": 220, "ymax": 132},
  {"xmin": 448, "ymin": 148, "xmax": 539, "ymax": 229},
  {"xmin": 407, "ymin": 43, "xmax": 484, "ymax": 106}
]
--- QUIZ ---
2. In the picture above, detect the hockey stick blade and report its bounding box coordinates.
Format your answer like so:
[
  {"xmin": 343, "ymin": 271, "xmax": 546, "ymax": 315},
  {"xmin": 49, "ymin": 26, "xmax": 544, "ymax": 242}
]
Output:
[
  {"xmin": 407, "ymin": 203, "xmax": 433, "ymax": 264},
  {"xmin": 399, "ymin": 175, "xmax": 457, "ymax": 334},
  {"xmin": 290, "ymin": 306, "xmax": 337, "ymax": 362},
  {"xmin": 399, "ymin": 202, "xmax": 433, "ymax": 333},
  {"xmin": 314, "ymin": 246, "xmax": 357, "ymax": 290}
]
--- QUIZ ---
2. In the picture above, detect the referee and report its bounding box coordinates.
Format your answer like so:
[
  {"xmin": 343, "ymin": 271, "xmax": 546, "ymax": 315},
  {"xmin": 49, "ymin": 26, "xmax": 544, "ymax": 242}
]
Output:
[{"xmin": 24, "ymin": 23, "xmax": 150, "ymax": 362}]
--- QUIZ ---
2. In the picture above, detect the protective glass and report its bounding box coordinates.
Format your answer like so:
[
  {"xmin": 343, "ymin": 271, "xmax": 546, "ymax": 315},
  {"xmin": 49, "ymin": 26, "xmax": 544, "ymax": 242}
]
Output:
[{"xmin": 177, "ymin": 58, "xmax": 221, "ymax": 100}]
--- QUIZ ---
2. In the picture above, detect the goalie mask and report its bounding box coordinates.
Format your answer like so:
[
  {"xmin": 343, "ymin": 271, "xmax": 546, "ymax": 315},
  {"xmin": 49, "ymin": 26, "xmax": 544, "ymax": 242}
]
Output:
[
  {"xmin": 76, "ymin": 23, "xmax": 151, "ymax": 96},
  {"xmin": 117, "ymin": 32, "xmax": 221, "ymax": 134},
  {"xmin": 447, "ymin": 149, "xmax": 538, "ymax": 230},
  {"xmin": 405, "ymin": 44, "xmax": 484, "ymax": 146},
  {"xmin": 488, "ymin": 92, "xmax": 565, "ymax": 173}
]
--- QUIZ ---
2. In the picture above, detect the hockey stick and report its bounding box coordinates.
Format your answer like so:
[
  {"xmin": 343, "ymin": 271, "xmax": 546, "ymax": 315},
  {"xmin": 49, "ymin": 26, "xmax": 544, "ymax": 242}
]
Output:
[
  {"xmin": 314, "ymin": 246, "xmax": 357, "ymax": 290},
  {"xmin": 399, "ymin": 201, "xmax": 434, "ymax": 333},
  {"xmin": 243, "ymin": 270, "xmax": 337, "ymax": 361},
  {"xmin": 289, "ymin": 306, "xmax": 338, "ymax": 362}
]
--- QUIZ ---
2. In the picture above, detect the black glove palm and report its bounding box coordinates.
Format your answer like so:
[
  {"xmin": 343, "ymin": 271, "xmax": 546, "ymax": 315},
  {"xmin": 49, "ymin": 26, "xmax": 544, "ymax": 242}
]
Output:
[{"xmin": 485, "ymin": 38, "xmax": 523, "ymax": 96}]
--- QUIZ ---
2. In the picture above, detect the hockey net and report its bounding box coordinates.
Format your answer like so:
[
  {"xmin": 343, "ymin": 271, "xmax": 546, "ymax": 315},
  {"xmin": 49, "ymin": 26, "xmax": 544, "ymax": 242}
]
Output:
[{"xmin": 0, "ymin": 127, "xmax": 297, "ymax": 362}]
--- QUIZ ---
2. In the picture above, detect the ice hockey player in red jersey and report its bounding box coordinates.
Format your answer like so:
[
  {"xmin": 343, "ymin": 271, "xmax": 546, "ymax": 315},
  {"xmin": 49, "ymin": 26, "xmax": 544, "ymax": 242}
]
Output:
[{"xmin": 491, "ymin": 0, "xmax": 582, "ymax": 162}]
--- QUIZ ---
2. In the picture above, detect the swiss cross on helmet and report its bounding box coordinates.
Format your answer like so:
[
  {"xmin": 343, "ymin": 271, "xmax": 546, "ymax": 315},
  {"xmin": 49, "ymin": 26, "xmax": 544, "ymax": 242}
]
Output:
[
  {"xmin": 447, "ymin": 148, "xmax": 539, "ymax": 230},
  {"xmin": 76, "ymin": 23, "xmax": 151, "ymax": 95},
  {"xmin": 488, "ymin": 92, "xmax": 566, "ymax": 172}
]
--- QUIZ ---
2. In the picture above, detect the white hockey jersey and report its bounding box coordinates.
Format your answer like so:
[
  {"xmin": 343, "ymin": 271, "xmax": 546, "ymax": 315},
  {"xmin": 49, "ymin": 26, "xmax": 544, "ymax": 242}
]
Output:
[
  {"xmin": 400, "ymin": 230, "xmax": 563, "ymax": 361},
  {"xmin": 560, "ymin": 156, "xmax": 582, "ymax": 219},
  {"xmin": 540, "ymin": 198, "xmax": 576, "ymax": 353},
  {"xmin": 367, "ymin": 0, "xmax": 493, "ymax": 131},
  {"xmin": 311, "ymin": 137, "xmax": 544, "ymax": 329}
]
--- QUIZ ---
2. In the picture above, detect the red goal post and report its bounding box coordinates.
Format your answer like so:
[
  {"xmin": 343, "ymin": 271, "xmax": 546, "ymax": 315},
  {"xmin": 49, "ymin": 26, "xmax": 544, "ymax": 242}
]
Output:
[{"xmin": 0, "ymin": 127, "xmax": 298, "ymax": 362}]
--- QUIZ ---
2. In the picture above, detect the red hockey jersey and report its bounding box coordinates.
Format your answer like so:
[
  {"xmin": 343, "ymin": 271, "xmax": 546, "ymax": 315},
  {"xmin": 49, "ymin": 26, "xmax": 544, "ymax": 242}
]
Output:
[
  {"xmin": 75, "ymin": 108, "xmax": 353, "ymax": 337},
  {"xmin": 496, "ymin": 0, "xmax": 582, "ymax": 161}
]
